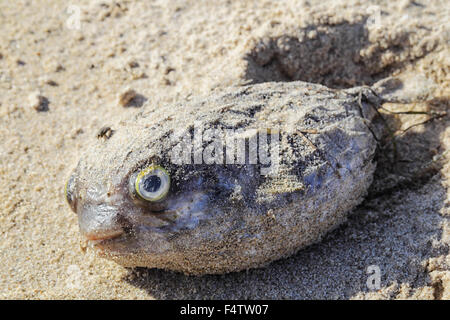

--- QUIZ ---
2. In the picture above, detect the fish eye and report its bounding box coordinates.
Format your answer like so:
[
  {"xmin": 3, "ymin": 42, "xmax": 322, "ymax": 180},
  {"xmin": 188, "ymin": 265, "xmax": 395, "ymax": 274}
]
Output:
[
  {"xmin": 134, "ymin": 165, "xmax": 170, "ymax": 202},
  {"xmin": 65, "ymin": 175, "xmax": 77, "ymax": 212}
]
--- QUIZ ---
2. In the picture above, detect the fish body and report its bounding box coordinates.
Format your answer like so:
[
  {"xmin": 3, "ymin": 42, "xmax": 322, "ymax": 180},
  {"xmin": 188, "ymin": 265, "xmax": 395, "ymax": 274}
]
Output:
[{"xmin": 67, "ymin": 81, "xmax": 380, "ymax": 274}]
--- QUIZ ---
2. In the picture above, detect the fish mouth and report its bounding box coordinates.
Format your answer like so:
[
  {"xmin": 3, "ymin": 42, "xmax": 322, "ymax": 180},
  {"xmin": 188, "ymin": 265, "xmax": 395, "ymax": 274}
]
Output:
[
  {"xmin": 84, "ymin": 229, "xmax": 125, "ymax": 252},
  {"xmin": 87, "ymin": 232, "xmax": 130, "ymax": 254},
  {"xmin": 77, "ymin": 199, "xmax": 129, "ymax": 244},
  {"xmin": 83, "ymin": 191, "xmax": 212, "ymax": 254}
]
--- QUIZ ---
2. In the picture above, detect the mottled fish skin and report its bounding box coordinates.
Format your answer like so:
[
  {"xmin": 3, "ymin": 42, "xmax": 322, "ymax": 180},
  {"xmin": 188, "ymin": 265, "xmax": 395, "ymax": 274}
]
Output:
[{"xmin": 67, "ymin": 81, "xmax": 380, "ymax": 275}]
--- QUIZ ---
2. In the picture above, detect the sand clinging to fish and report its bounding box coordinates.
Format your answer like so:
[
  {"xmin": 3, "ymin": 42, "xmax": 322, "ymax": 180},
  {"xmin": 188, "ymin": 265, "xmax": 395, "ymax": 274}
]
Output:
[{"xmin": 66, "ymin": 80, "xmax": 385, "ymax": 274}]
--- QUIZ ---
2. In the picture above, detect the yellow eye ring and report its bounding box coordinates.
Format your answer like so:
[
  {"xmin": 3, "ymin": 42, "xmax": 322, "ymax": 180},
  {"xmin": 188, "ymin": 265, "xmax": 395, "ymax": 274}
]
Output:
[
  {"xmin": 64, "ymin": 179, "xmax": 69, "ymax": 199},
  {"xmin": 134, "ymin": 165, "xmax": 170, "ymax": 202}
]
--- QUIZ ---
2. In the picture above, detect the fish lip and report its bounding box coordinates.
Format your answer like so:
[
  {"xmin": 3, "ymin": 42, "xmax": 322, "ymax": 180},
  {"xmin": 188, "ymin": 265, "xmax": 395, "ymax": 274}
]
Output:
[
  {"xmin": 87, "ymin": 236, "xmax": 121, "ymax": 251},
  {"xmin": 83, "ymin": 230, "xmax": 124, "ymax": 242}
]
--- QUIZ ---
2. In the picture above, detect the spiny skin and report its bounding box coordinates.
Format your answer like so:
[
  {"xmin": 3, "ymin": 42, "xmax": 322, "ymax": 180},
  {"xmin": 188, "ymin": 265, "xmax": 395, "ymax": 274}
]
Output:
[{"xmin": 67, "ymin": 81, "xmax": 380, "ymax": 275}]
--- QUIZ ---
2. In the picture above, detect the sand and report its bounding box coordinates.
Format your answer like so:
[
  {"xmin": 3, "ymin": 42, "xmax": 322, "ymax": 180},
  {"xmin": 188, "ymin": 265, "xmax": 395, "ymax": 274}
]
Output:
[{"xmin": 0, "ymin": 0, "xmax": 449, "ymax": 299}]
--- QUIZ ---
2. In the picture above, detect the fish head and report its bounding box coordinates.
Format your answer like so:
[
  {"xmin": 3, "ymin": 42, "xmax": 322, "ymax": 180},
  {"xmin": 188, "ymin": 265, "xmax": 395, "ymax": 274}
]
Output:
[{"xmin": 65, "ymin": 121, "xmax": 264, "ymax": 260}]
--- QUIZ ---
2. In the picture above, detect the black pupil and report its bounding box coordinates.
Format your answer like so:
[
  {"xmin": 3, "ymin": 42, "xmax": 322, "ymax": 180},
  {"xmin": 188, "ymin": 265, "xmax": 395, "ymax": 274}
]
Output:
[{"xmin": 143, "ymin": 175, "xmax": 161, "ymax": 193}]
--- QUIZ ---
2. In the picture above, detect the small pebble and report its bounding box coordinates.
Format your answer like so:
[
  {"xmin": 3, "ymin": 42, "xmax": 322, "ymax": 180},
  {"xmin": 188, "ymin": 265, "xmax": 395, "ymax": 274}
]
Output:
[
  {"xmin": 118, "ymin": 89, "xmax": 137, "ymax": 107},
  {"xmin": 28, "ymin": 92, "xmax": 49, "ymax": 112},
  {"xmin": 55, "ymin": 64, "xmax": 65, "ymax": 72},
  {"xmin": 46, "ymin": 80, "xmax": 58, "ymax": 87},
  {"xmin": 128, "ymin": 60, "xmax": 139, "ymax": 68},
  {"xmin": 97, "ymin": 126, "xmax": 114, "ymax": 139}
]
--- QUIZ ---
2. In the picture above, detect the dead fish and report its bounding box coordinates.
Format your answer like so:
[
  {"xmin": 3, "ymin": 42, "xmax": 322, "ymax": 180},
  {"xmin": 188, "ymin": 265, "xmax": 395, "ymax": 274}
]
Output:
[{"xmin": 66, "ymin": 80, "xmax": 386, "ymax": 274}]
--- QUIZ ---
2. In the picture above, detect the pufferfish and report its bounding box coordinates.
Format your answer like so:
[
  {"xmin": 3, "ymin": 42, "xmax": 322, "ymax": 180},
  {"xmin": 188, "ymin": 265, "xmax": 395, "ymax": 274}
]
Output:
[{"xmin": 66, "ymin": 80, "xmax": 385, "ymax": 275}]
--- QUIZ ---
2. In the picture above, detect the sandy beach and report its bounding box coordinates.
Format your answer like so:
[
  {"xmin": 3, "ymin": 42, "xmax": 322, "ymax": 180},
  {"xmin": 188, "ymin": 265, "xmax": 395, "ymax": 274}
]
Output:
[{"xmin": 0, "ymin": 0, "xmax": 449, "ymax": 299}]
